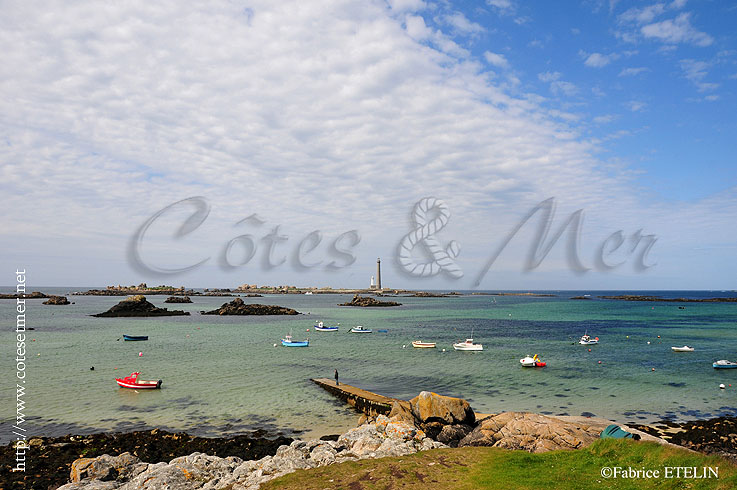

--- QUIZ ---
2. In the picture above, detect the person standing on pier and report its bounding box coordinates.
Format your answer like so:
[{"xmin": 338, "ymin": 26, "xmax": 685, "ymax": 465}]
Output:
[{"xmin": 334, "ymin": 369, "xmax": 339, "ymax": 386}]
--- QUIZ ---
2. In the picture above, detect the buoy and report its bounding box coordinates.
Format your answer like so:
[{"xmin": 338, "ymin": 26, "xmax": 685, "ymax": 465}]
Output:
[
  {"xmin": 720, "ymin": 384, "xmax": 726, "ymax": 389},
  {"xmin": 651, "ymin": 368, "xmax": 655, "ymax": 371},
  {"xmin": 402, "ymin": 345, "xmax": 406, "ymax": 348},
  {"xmin": 90, "ymin": 366, "xmax": 94, "ymax": 371},
  {"xmin": 598, "ymin": 361, "xmax": 602, "ymax": 364},
  {"xmin": 273, "ymin": 343, "xmax": 277, "ymax": 347},
  {"xmin": 657, "ymin": 335, "xmax": 660, "ymax": 338},
  {"xmin": 626, "ymin": 336, "xmax": 629, "ymax": 339},
  {"xmin": 588, "ymin": 348, "xmax": 591, "ymax": 352},
  {"xmin": 138, "ymin": 352, "xmax": 143, "ymax": 357},
  {"xmin": 647, "ymin": 341, "xmax": 651, "ymax": 345},
  {"xmin": 442, "ymin": 348, "xmax": 446, "ymax": 352},
  {"xmin": 306, "ymin": 329, "xmax": 310, "ymax": 332}
]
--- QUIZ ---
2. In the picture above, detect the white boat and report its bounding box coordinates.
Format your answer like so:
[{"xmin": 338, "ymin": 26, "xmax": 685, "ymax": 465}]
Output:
[
  {"xmin": 304, "ymin": 291, "xmax": 313, "ymax": 295},
  {"xmin": 520, "ymin": 354, "xmax": 546, "ymax": 367},
  {"xmin": 713, "ymin": 360, "xmax": 737, "ymax": 369},
  {"xmin": 314, "ymin": 321, "xmax": 338, "ymax": 332},
  {"xmin": 579, "ymin": 333, "xmax": 599, "ymax": 345},
  {"xmin": 671, "ymin": 345, "xmax": 694, "ymax": 352},
  {"xmin": 453, "ymin": 338, "xmax": 483, "ymax": 351},
  {"xmin": 350, "ymin": 325, "xmax": 372, "ymax": 333},
  {"xmin": 411, "ymin": 341, "xmax": 436, "ymax": 348}
]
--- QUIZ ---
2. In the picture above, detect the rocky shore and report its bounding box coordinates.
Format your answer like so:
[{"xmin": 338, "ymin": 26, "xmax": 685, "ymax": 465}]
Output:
[
  {"xmin": 598, "ymin": 294, "xmax": 737, "ymax": 302},
  {"xmin": 0, "ymin": 291, "xmax": 48, "ymax": 299},
  {"xmin": 201, "ymin": 298, "xmax": 299, "ymax": 315},
  {"xmin": 630, "ymin": 416, "xmax": 737, "ymax": 462},
  {"xmin": 92, "ymin": 295, "xmax": 190, "ymax": 317},
  {"xmin": 338, "ymin": 294, "xmax": 401, "ymax": 307},
  {"xmin": 44, "ymin": 295, "xmax": 71, "ymax": 305}
]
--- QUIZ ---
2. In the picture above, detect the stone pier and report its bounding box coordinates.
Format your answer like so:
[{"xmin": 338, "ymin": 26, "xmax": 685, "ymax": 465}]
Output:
[{"xmin": 311, "ymin": 378, "xmax": 400, "ymax": 416}]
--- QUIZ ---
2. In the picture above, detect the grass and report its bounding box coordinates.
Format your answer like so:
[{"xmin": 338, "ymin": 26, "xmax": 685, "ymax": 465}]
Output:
[{"xmin": 261, "ymin": 440, "xmax": 736, "ymax": 490}]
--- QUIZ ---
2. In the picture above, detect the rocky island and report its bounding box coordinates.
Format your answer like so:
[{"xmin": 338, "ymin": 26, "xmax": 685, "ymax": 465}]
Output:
[
  {"xmin": 599, "ymin": 294, "xmax": 737, "ymax": 302},
  {"xmin": 339, "ymin": 294, "xmax": 402, "ymax": 307},
  {"xmin": 164, "ymin": 296, "xmax": 192, "ymax": 303},
  {"xmin": 43, "ymin": 295, "xmax": 71, "ymax": 305},
  {"xmin": 201, "ymin": 298, "xmax": 299, "ymax": 315},
  {"xmin": 0, "ymin": 291, "xmax": 48, "ymax": 299},
  {"xmin": 92, "ymin": 295, "xmax": 190, "ymax": 317}
]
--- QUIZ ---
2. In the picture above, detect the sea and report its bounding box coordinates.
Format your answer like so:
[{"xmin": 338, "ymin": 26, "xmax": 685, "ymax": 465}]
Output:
[{"xmin": 2, "ymin": 289, "xmax": 736, "ymax": 445}]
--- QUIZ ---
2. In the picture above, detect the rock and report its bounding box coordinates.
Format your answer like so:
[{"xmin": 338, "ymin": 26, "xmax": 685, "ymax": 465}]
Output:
[
  {"xmin": 92, "ymin": 295, "xmax": 189, "ymax": 317},
  {"xmin": 201, "ymin": 298, "xmax": 299, "ymax": 315},
  {"xmin": 43, "ymin": 295, "xmax": 71, "ymax": 305},
  {"xmin": 458, "ymin": 412, "xmax": 600, "ymax": 453},
  {"xmin": 164, "ymin": 296, "xmax": 192, "ymax": 303},
  {"xmin": 410, "ymin": 391, "xmax": 475, "ymax": 427},
  {"xmin": 436, "ymin": 424, "xmax": 474, "ymax": 447},
  {"xmin": 70, "ymin": 452, "xmax": 143, "ymax": 482},
  {"xmin": 0, "ymin": 291, "xmax": 48, "ymax": 299},
  {"xmin": 388, "ymin": 401, "xmax": 416, "ymax": 426},
  {"xmin": 338, "ymin": 294, "xmax": 401, "ymax": 307}
]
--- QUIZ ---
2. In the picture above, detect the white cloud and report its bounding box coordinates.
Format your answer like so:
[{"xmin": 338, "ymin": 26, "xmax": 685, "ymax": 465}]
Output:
[
  {"xmin": 680, "ymin": 59, "xmax": 719, "ymax": 92},
  {"xmin": 440, "ymin": 12, "xmax": 484, "ymax": 36},
  {"xmin": 486, "ymin": 0, "xmax": 513, "ymax": 10},
  {"xmin": 484, "ymin": 51, "xmax": 508, "ymax": 68},
  {"xmin": 618, "ymin": 67, "xmax": 649, "ymax": 76},
  {"xmin": 619, "ymin": 3, "xmax": 667, "ymax": 24},
  {"xmin": 593, "ymin": 114, "xmax": 616, "ymax": 124},
  {"xmin": 581, "ymin": 51, "xmax": 620, "ymax": 68},
  {"xmin": 405, "ymin": 15, "xmax": 432, "ymax": 40},
  {"xmin": 627, "ymin": 100, "xmax": 647, "ymax": 112},
  {"xmin": 538, "ymin": 71, "xmax": 561, "ymax": 83},
  {"xmin": 641, "ymin": 12, "xmax": 713, "ymax": 46},
  {"xmin": 388, "ymin": 0, "xmax": 426, "ymax": 12}
]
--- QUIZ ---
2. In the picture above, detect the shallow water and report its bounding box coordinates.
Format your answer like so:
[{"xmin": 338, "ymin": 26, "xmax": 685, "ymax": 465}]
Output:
[{"xmin": 2, "ymin": 289, "xmax": 736, "ymax": 444}]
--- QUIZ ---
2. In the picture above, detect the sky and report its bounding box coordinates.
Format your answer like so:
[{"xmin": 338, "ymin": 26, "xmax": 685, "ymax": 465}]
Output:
[{"xmin": 1, "ymin": 0, "xmax": 735, "ymax": 290}]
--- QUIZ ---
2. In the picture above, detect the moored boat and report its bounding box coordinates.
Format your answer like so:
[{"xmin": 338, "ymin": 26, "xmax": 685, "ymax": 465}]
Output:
[
  {"xmin": 123, "ymin": 335, "xmax": 148, "ymax": 341},
  {"xmin": 411, "ymin": 340, "xmax": 436, "ymax": 348},
  {"xmin": 115, "ymin": 372, "xmax": 162, "ymax": 389},
  {"xmin": 520, "ymin": 354, "xmax": 546, "ymax": 367},
  {"xmin": 453, "ymin": 338, "xmax": 483, "ymax": 351},
  {"xmin": 281, "ymin": 334, "xmax": 309, "ymax": 347},
  {"xmin": 713, "ymin": 360, "xmax": 737, "ymax": 369},
  {"xmin": 579, "ymin": 333, "xmax": 599, "ymax": 345},
  {"xmin": 314, "ymin": 321, "xmax": 339, "ymax": 332},
  {"xmin": 671, "ymin": 345, "xmax": 694, "ymax": 352},
  {"xmin": 350, "ymin": 325, "xmax": 372, "ymax": 333}
]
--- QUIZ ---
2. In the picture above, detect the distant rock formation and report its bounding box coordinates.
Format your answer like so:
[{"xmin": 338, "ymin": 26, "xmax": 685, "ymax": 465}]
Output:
[
  {"xmin": 0, "ymin": 291, "xmax": 48, "ymax": 299},
  {"xmin": 339, "ymin": 294, "xmax": 401, "ymax": 307},
  {"xmin": 599, "ymin": 295, "xmax": 737, "ymax": 302},
  {"xmin": 43, "ymin": 295, "xmax": 70, "ymax": 305},
  {"xmin": 201, "ymin": 298, "xmax": 299, "ymax": 315},
  {"xmin": 164, "ymin": 296, "xmax": 192, "ymax": 303},
  {"xmin": 93, "ymin": 295, "xmax": 189, "ymax": 317},
  {"xmin": 570, "ymin": 296, "xmax": 591, "ymax": 300}
]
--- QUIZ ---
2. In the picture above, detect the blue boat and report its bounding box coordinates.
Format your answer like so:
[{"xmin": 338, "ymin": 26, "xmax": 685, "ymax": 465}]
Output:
[
  {"xmin": 314, "ymin": 321, "xmax": 339, "ymax": 332},
  {"xmin": 123, "ymin": 335, "xmax": 148, "ymax": 341},
  {"xmin": 281, "ymin": 334, "xmax": 309, "ymax": 347},
  {"xmin": 713, "ymin": 360, "xmax": 737, "ymax": 369}
]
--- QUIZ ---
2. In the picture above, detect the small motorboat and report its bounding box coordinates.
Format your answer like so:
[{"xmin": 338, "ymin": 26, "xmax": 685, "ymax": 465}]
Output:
[
  {"xmin": 281, "ymin": 334, "xmax": 309, "ymax": 347},
  {"xmin": 671, "ymin": 346, "xmax": 694, "ymax": 352},
  {"xmin": 520, "ymin": 354, "xmax": 546, "ymax": 367},
  {"xmin": 713, "ymin": 360, "xmax": 737, "ymax": 369},
  {"xmin": 123, "ymin": 335, "xmax": 148, "ymax": 341},
  {"xmin": 115, "ymin": 372, "xmax": 162, "ymax": 389},
  {"xmin": 314, "ymin": 321, "xmax": 338, "ymax": 332},
  {"xmin": 453, "ymin": 338, "xmax": 483, "ymax": 351},
  {"xmin": 350, "ymin": 326, "xmax": 372, "ymax": 333},
  {"xmin": 412, "ymin": 341, "xmax": 436, "ymax": 348},
  {"xmin": 579, "ymin": 333, "xmax": 599, "ymax": 345}
]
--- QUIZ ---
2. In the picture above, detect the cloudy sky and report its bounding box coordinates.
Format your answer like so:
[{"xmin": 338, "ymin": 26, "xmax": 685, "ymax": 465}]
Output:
[{"xmin": 1, "ymin": 0, "xmax": 735, "ymax": 290}]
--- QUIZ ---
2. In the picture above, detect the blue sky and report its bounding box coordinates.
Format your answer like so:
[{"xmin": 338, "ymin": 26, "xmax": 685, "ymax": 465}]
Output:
[{"xmin": 1, "ymin": 0, "xmax": 735, "ymax": 290}]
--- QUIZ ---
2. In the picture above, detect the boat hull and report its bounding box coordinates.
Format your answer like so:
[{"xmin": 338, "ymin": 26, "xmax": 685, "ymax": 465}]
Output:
[
  {"xmin": 281, "ymin": 340, "xmax": 309, "ymax": 347},
  {"xmin": 671, "ymin": 346, "xmax": 694, "ymax": 352},
  {"xmin": 453, "ymin": 344, "xmax": 483, "ymax": 351},
  {"xmin": 314, "ymin": 327, "xmax": 338, "ymax": 332},
  {"xmin": 350, "ymin": 328, "xmax": 372, "ymax": 333},
  {"xmin": 116, "ymin": 379, "xmax": 161, "ymax": 389},
  {"xmin": 713, "ymin": 361, "xmax": 737, "ymax": 369},
  {"xmin": 412, "ymin": 341, "xmax": 436, "ymax": 348},
  {"xmin": 123, "ymin": 335, "xmax": 148, "ymax": 341}
]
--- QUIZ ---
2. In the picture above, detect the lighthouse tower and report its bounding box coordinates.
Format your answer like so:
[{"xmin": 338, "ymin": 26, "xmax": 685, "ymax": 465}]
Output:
[{"xmin": 376, "ymin": 258, "xmax": 382, "ymax": 290}]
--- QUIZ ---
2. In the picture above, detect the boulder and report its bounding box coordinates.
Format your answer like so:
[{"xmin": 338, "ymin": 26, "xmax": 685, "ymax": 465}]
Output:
[
  {"xmin": 338, "ymin": 294, "xmax": 401, "ymax": 307},
  {"xmin": 388, "ymin": 400, "xmax": 416, "ymax": 426},
  {"xmin": 410, "ymin": 391, "xmax": 475, "ymax": 427},
  {"xmin": 92, "ymin": 295, "xmax": 189, "ymax": 317},
  {"xmin": 458, "ymin": 412, "xmax": 601, "ymax": 453},
  {"xmin": 43, "ymin": 295, "xmax": 70, "ymax": 305},
  {"xmin": 164, "ymin": 296, "xmax": 192, "ymax": 303},
  {"xmin": 436, "ymin": 424, "xmax": 474, "ymax": 447},
  {"xmin": 201, "ymin": 298, "xmax": 299, "ymax": 315},
  {"xmin": 70, "ymin": 452, "xmax": 144, "ymax": 483}
]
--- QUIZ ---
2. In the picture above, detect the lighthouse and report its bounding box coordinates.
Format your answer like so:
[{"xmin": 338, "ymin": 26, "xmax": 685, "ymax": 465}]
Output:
[{"xmin": 376, "ymin": 258, "xmax": 382, "ymax": 290}]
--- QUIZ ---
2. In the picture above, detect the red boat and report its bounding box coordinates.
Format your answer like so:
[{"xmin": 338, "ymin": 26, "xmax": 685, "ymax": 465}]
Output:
[{"xmin": 115, "ymin": 372, "xmax": 162, "ymax": 389}]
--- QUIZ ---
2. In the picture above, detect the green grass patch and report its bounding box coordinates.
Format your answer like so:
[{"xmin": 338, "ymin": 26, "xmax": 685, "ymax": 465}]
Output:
[{"xmin": 261, "ymin": 440, "xmax": 736, "ymax": 490}]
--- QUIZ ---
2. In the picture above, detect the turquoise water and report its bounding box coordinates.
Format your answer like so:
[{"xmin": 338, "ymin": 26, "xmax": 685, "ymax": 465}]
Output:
[{"xmin": 2, "ymin": 289, "xmax": 737, "ymax": 444}]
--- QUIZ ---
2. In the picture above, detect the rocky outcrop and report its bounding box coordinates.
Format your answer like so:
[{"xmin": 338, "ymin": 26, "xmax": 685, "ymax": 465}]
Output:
[
  {"xmin": 0, "ymin": 291, "xmax": 48, "ymax": 299},
  {"xmin": 458, "ymin": 412, "xmax": 600, "ymax": 453},
  {"xmin": 164, "ymin": 296, "xmax": 192, "ymax": 303},
  {"xmin": 92, "ymin": 296, "xmax": 189, "ymax": 317},
  {"xmin": 43, "ymin": 295, "xmax": 71, "ymax": 305},
  {"xmin": 599, "ymin": 295, "xmax": 737, "ymax": 302},
  {"xmin": 408, "ymin": 391, "xmax": 475, "ymax": 440},
  {"xmin": 59, "ymin": 417, "xmax": 445, "ymax": 490},
  {"xmin": 201, "ymin": 298, "xmax": 299, "ymax": 315},
  {"xmin": 338, "ymin": 294, "xmax": 401, "ymax": 307}
]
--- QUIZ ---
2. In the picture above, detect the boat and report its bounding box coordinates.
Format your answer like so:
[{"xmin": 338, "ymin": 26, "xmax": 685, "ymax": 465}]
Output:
[
  {"xmin": 314, "ymin": 321, "xmax": 338, "ymax": 332},
  {"xmin": 579, "ymin": 333, "xmax": 599, "ymax": 345},
  {"xmin": 281, "ymin": 334, "xmax": 309, "ymax": 347},
  {"xmin": 123, "ymin": 335, "xmax": 148, "ymax": 341},
  {"xmin": 411, "ymin": 341, "xmax": 436, "ymax": 348},
  {"xmin": 713, "ymin": 360, "xmax": 737, "ymax": 369},
  {"xmin": 377, "ymin": 329, "xmax": 389, "ymax": 333},
  {"xmin": 520, "ymin": 354, "xmax": 546, "ymax": 367},
  {"xmin": 671, "ymin": 346, "xmax": 694, "ymax": 352},
  {"xmin": 350, "ymin": 326, "xmax": 372, "ymax": 333},
  {"xmin": 115, "ymin": 372, "xmax": 162, "ymax": 389},
  {"xmin": 453, "ymin": 338, "xmax": 483, "ymax": 351},
  {"xmin": 304, "ymin": 291, "xmax": 313, "ymax": 295}
]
